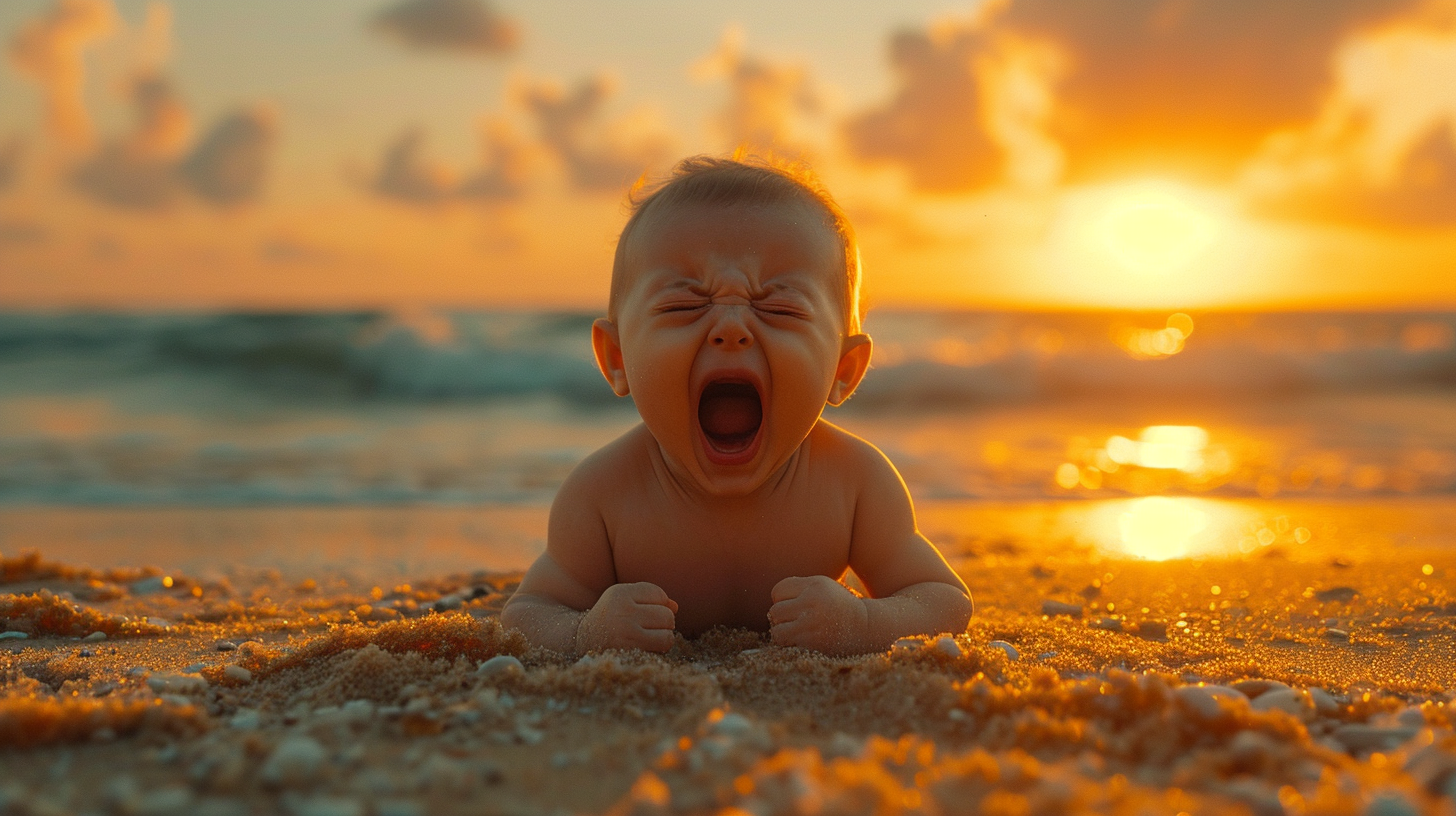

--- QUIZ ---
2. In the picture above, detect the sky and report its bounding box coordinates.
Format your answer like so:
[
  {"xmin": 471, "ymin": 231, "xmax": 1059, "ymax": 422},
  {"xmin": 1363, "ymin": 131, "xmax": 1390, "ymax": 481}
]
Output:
[{"xmin": 1, "ymin": 0, "xmax": 1454, "ymax": 311}]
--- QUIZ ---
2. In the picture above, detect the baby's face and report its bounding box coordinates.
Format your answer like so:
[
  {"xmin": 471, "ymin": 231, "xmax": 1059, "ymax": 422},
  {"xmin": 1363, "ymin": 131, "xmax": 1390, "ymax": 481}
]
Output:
[{"xmin": 597, "ymin": 199, "xmax": 870, "ymax": 497}]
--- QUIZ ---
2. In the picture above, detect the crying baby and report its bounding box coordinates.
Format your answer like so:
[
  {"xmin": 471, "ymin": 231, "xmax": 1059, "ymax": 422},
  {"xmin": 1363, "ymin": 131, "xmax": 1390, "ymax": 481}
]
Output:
[{"xmin": 501, "ymin": 155, "xmax": 972, "ymax": 656}]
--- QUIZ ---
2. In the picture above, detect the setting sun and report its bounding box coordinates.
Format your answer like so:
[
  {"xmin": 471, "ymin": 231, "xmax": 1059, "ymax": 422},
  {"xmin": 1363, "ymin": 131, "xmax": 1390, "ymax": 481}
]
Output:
[{"xmin": 1098, "ymin": 185, "xmax": 1221, "ymax": 275}]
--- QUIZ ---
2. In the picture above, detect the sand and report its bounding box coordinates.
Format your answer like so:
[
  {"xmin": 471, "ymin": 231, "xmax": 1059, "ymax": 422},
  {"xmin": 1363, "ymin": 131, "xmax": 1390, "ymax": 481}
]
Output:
[{"xmin": 1, "ymin": 500, "xmax": 1454, "ymax": 815}]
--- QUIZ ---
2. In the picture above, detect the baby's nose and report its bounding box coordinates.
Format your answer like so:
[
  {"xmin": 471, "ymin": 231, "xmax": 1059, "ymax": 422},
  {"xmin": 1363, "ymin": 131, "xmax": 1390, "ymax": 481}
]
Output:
[{"xmin": 710, "ymin": 308, "xmax": 754, "ymax": 348}]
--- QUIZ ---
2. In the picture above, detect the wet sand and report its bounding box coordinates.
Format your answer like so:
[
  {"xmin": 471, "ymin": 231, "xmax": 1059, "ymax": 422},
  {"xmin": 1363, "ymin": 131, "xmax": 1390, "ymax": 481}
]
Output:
[{"xmin": 2, "ymin": 500, "xmax": 1454, "ymax": 815}]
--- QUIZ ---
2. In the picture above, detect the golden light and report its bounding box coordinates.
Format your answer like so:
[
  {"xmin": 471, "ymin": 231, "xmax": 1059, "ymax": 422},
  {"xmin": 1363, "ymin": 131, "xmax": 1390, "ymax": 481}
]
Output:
[
  {"xmin": 1098, "ymin": 187, "xmax": 1220, "ymax": 275},
  {"xmin": 1114, "ymin": 312, "xmax": 1195, "ymax": 359},
  {"xmin": 1116, "ymin": 497, "xmax": 1211, "ymax": 560},
  {"xmin": 1040, "ymin": 180, "xmax": 1247, "ymax": 309},
  {"xmin": 1104, "ymin": 425, "xmax": 1209, "ymax": 473}
]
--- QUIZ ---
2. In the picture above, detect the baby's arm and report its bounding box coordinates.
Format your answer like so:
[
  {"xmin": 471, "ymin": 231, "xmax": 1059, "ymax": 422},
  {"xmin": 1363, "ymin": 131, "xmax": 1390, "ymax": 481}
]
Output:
[
  {"xmin": 501, "ymin": 457, "xmax": 678, "ymax": 654},
  {"xmin": 769, "ymin": 442, "xmax": 971, "ymax": 654}
]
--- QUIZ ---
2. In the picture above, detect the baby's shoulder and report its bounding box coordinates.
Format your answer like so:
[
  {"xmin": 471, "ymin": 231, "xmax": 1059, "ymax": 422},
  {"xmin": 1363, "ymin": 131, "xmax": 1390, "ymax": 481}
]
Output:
[
  {"xmin": 806, "ymin": 420, "xmax": 901, "ymax": 486},
  {"xmin": 555, "ymin": 423, "xmax": 656, "ymax": 504}
]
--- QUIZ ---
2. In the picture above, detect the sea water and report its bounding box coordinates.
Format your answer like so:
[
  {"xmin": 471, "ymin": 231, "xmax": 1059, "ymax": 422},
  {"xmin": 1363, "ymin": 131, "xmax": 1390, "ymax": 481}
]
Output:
[{"xmin": 1, "ymin": 309, "xmax": 1453, "ymax": 575}]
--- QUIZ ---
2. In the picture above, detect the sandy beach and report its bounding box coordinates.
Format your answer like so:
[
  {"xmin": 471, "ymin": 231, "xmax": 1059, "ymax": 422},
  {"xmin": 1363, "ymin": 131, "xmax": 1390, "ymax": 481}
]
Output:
[{"xmin": 3, "ymin": 500, "xmax": 1452, "ymax": 815}]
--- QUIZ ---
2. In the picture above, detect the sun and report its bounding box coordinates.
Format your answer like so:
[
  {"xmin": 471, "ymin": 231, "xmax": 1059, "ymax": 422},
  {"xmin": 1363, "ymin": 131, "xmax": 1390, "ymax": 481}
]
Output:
[
  {"xmin": 1098, "ymin": 187, "xmax": 1220, "ymax": 275},
  {"xmin": 1042, "ymin": 179, "xmax": 1239, "ymax": 307}
]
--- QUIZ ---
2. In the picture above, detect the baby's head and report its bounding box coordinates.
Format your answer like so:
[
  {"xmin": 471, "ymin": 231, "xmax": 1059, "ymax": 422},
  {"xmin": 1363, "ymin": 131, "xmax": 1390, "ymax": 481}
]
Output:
[{"xmin": 593, "ymin": 155, "xmax": 873, "ymax": 495}]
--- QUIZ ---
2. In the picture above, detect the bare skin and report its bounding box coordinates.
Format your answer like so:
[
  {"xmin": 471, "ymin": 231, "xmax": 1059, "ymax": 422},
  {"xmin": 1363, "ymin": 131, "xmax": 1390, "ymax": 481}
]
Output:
[{"xmin": 501, "ymin": 199, "xmax": 972, "ymax": 655}]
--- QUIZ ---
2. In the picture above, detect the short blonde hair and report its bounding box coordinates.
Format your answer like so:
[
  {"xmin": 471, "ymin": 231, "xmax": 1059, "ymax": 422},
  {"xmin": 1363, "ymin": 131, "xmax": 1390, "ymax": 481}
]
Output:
[{"xmin": 609, "ymin": 154, "xmax": 863, "ymax": 334}]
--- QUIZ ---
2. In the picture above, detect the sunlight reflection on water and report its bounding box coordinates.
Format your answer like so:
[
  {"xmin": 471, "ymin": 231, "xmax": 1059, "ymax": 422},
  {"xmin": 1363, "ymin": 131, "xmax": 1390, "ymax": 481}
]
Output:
[{"xmin": 1091, "ymin": 496, "xmax": 1262, "ymax": 560}]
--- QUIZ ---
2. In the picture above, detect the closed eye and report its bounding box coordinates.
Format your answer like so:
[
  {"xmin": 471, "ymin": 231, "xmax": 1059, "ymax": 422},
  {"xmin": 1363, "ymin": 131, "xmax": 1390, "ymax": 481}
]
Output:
[
  {"xmin": 656, "ymin": 300, "xmax": 709, "ymax": 313},
  {"xmin": 754, "ymin": 302, "xmax": 809, "ymax": 318}
]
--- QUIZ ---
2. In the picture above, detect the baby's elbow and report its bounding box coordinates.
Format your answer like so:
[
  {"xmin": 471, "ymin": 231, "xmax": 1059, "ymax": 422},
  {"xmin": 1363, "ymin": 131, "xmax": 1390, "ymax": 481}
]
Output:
[
  {"xmin": 944, "ymin": 586, "xmax": 973, "ymax": 631},
  {"xmin": 500, "ymin": 594, "xmax": 529, "ymax": 634}
]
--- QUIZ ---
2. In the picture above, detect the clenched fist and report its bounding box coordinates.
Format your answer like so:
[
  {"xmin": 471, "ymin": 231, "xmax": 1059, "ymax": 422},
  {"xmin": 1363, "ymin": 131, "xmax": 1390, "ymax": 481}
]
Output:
[
  {"xmin": 576, "ymin": 582, "xmax": 678, "ymax": 653},
  {"xmin": 768, "ymin": 575, "xmax": 869, "ymax": 655}
]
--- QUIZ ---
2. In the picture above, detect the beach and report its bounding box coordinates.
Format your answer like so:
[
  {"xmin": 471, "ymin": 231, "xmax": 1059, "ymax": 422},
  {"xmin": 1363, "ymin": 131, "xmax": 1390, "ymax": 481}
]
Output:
[
  {"xmin": 2, "ymin": 309, "xmax": 1454, "ymax": 813},
  {"xmin": 2, "ymin": 499, "xmax": 1453, "ymax": 815}
]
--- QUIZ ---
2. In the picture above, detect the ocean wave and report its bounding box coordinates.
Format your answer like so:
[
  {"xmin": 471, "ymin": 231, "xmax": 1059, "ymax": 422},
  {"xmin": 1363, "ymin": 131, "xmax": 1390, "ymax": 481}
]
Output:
[{"xmin": 1, "ymin": 310, "xmax": 1453, "ymax": 408}]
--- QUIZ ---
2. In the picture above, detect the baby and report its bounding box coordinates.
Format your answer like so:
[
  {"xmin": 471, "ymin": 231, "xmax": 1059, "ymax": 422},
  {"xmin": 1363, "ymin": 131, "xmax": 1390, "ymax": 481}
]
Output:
[{"xmin": 501, "ymin": 155, "xmax": 972, "ymax": 655}]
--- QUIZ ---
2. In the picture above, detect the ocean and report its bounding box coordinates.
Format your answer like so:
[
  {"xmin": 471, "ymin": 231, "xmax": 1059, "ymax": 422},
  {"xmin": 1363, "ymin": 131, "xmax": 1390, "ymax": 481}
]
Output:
[{"xmin": 1, "ymin": 309, "xmax": 1452, "ymax": 507}]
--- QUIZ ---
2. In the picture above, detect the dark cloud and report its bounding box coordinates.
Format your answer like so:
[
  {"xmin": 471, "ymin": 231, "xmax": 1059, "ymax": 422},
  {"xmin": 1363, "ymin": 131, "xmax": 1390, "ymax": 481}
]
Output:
[
  {"xmin": 7, "ymin": 0, "xmax": 115, "ymax": 147},
  {"xmin": 372, "ymin": 0, "xmax": 519, "ymax": 56},
  {"xmin": 1253, "ymin": 122, "xmax": 1456, "ymax": 228},
  {"xmin": 520, "ymin": 75, "xmax": 673, "ymax": 191},
  {"xmin": 847, "ymin": 0, "xmax": 1425, "ymax": 191},
  {"xmin": 69, "ymin": 74, "xmax": 275, "ymax": 211},
  {"xmin": 371, "ymin": 129, "xmax": 455, "ymax": 203},
  {"xmin": 0, "ymin": 219, "xmax": 48, "ymax": 248},
  {"xmin": 180, "ymin": 107, "xmax": 277, "ymax": 205},
  {"xmin": 69, "ymin": 74, "xmax": 189, "ymax": 209},
  {"xmin": 0, "ymin": 137, "xmax": 25, "ymax": 191},
  {"xmin": 844, "ymin": 27, "xmax": 1001, "ymax": 192},
  {"xmin": 369, "ymin": 119, "xmax": 529, "ymax": 205}
]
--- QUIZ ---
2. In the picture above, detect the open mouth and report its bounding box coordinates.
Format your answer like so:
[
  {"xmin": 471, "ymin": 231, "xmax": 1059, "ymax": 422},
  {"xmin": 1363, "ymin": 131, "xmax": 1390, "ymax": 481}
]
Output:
[{"xmin": 697, "ymin": 380, "xmax": 763, "ymax": 459}]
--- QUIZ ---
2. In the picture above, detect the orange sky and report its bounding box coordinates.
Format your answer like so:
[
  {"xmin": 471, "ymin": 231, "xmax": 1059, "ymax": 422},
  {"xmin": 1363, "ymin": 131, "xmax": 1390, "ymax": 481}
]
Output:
[{"xmin": 1, "ymin": 0, "xmax": 1454, "ymax": 311}]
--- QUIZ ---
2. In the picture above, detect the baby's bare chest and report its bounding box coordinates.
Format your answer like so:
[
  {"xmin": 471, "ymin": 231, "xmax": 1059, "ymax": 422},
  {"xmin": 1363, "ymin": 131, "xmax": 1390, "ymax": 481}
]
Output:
[{"xmin": 604, "ymin": 490, "xmax": 856, "ymax": 634}]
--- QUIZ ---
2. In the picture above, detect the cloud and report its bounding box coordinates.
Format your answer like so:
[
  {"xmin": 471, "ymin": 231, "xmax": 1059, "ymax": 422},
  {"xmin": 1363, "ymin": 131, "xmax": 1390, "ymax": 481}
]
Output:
[
  {"xmin": 71, "ymin": 74, "xmax": 190, "ymax": 209},
  {"xmin": 70, "ymin": 74, "xmax": 276, "ymax": 210},
  {"xmin": 846, "ymin": 0, "xmax": 1426, "ymax": 192},
  {"xmin": 1243, "ymin": 26, "xmax": 1456, "ymax": 227},
  {"xmin": 372, "ymin": 0, "xmax": 519, "ymax": 56},
  {"xmin": 369, "ymin": 117, "xmax": 530, "ymax": 205},
  {"xmin": 519, "ymin": 75, "xmax": 673, "ymax": 191},
  {"xmin": 180, "ymin": 106, "xmax": 277, "ymax": 205},
  {"xmin": 0, "ymin": 137, "xmax": 25, "ymax": 191},
  {"xmin": 7, "ymin": 0, "xmax": 117, "ymax": 147},
  {"xmin": 844, "ymin": 25, "xmax": 1002, "ymax": 192},
  {"xmin": 694, "ymin": 28, "xmax": 823, "ymax": 156},
  {"xmin": 0, "ymin": 219, "xmax": 48, "ymax": 248},
  {"xmin": 260, "ymin": 236, "xmax": 332, "ymax": 264}
]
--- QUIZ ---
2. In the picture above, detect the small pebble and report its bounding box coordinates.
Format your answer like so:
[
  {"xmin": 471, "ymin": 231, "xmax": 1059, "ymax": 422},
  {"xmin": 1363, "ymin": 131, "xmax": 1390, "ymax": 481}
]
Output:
[
  {"xmin": 1041, "ymin": 599, "xmax": 1082, "ymax": 618},
  {"xmin": 433, "ymin": 594, "xmax": 463, "ymax": 612},
  {"xmin": 1323, "ymin": 628, "xmax": 1351, "ymax": 642},
  {"xmin": 1308, "ymin": 687, "xmax": 1340, "ymax": 714},
  {"xmin": 892, "ymin": 637, "xmax": 921, "ymax": 651},
  {"xmin": 0, "ymin": 632, "xmax": 28, "ymax": 641},
  {"xmin": 230, "ymin": 709, "xmax": 262, "ymax": 730},
  {"xmin": 1174, "ymin": 685, "xmax": 1241, "ymax": 720},
  {"xmin": 933, "ymin": 636, "xmax": 962, "ymax": 658},
  {"xmin": 1092, "ymin": 617, "xmax": 1122, "ymax": 632},
  {"xmin": 1251, "ymin": 689, "xmax": 1311, "ymax": 716},
  {"xmin": 285, "ymin": 796, "xmax": 364, "ymax": 816},
  {"xmin": 1232, "ymin": 679, "xmax": 1289, "ymax": 699},
  {"xmin": 223, "ymin": 665, "xmax": 252, "ymax": 683},
  {"xmin": 710, "ymin": 712, "xmax": 754, "ymax": 738},
  {"xmin": 83, "ymin": 631, "xmax": 107, "ymax": 642},
  {"xmin": 147, "ymin": 673, "xmax": 208, "ymax": 695},
  {"xmin": 131, "ymin": 576, "xmax": 170, "ymax": 595},
  {"xmin": 1332, "ymin": 725, "xmax": 1421, "ymax": 753},
  {"xmin": 214, "ymin": 640, "xmax": 237, "ymax": 652},
  {"xmin": 477, "ymin": 655, "xmax": 524, "ymax": 678},
  {"xmin": 374, "ymin": 801, "xmax": 424, "ymax": 816},
  {"xmin": 261, "ymin": 736, "xmax": 327, "ymax": 786},
  {"xmin": 135, "ymin": 786, "xmax": 193, "ymax": 816},
  {"xmin": 1135, "ymin": 621, "xmax": 1167, "ymax": 640},
  {"xmin": 1364, "ymin": 792, "xmax": 1420, "ymax": 816},
  {"xmin": 986, "ymin": 641, "xmax": 1019, "ymax": 661}
]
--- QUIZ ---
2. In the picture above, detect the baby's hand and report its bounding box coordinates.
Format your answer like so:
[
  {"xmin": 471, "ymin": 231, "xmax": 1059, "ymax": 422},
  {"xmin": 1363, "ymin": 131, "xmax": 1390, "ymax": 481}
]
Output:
[
  {"xmin": 768, "ymin": 576, "xmax": 869, "ymax": 655},
  {"xmin": 577, "ymin": 582, "xmax": 678, "ymax": 653}
]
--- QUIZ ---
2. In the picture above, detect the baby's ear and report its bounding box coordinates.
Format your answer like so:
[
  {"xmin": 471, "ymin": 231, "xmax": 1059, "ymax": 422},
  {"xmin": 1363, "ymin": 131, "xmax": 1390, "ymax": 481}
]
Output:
[
  {"xmin": 591, "ymin": 318, "xmax": 631, "ymax": 397},
  {"xmin": 827, "ymin": 333, "xmax": 872, "ymax": 406}
]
